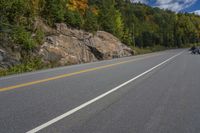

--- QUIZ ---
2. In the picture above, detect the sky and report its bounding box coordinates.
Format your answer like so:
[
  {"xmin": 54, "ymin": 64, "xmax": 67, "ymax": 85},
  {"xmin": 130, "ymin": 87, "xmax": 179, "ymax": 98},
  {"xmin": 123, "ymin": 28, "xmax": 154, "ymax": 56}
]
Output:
[{"xmin": 131, "ymin": 0, "xmax": 200, "ymax": 15}]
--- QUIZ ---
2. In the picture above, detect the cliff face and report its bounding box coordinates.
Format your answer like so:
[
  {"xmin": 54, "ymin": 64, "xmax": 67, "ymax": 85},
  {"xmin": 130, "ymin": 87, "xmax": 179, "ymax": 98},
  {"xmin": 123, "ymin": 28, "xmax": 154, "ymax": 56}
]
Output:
[
  {"xmin": 0, "ymin": 20, "xmax": 134, "ymax": 69},
  {"xmin": 39, "ymin": 23, "xmax": 133, "ymax": 66}
]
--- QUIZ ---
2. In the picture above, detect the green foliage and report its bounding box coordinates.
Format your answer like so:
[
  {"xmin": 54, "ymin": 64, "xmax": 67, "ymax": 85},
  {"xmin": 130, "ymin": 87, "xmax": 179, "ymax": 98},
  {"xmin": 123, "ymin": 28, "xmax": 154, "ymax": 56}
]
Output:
[
  {"xmin": 113, "ymin": 1, "xmax": 200, "ymax": 48},
  {"xmin": 1, "ymin": 0, "xmax": 200, "ymax": 77},
  {"xmin": 133, "ymin": 45, "xmax": 166, "ymax": 55},
  {"xmin": 122, "ymin": 28, "xmax": 133, "ymax": 46},
  {"xmin": 11, "ymin": 26, "xmax": 36, "ymax": 50},
  {"xmin": 42, "ymin": 0, "xmax": 67, "ymax": 24},
  {"xmin": 98, "ymin": 0, "xmax": 124, "ymax": 38},
  {"xmin": 114, "ymin": 10, "xmax": 124, "ymax": 38},
  {"xmin": 83, "ymin": 9, "xmax": 98, "ymax": 32},
  {"xmin": 35, "ymin": 29, "xmax": 45, "ymax": 44},
  {"xmin": 65, "ymin": 10, "xmax": 83, "ymax": 28},
  {"xmin": 1, "ymin": 0, "xmax": 200, "ymax": 49},
  {"xmin": 0, "ymin": 0, "xmax": 34, "ymax": 27},
  {"xmin": 0, "ymin": 57, "xmax": 45, "ymax": 76}
]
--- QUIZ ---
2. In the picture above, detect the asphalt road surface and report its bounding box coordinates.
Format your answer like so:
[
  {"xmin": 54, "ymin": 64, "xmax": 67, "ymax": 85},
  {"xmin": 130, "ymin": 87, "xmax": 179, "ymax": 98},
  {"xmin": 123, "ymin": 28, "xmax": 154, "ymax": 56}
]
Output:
[{"xmin": 1, "ymin": 49, "xmax": 200, "ymax": 133}]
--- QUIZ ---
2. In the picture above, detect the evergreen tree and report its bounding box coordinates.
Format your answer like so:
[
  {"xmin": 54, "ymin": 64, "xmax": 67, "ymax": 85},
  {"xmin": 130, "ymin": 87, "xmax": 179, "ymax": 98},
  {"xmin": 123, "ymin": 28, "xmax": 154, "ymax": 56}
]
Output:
[
  {"xmin": 99, "ymin": 0, "xmax": 124, "ymax": 38},
  {"xmin": 84, "ymin": 9, "xmax": 98, "ymax": 32},
  {"xmin": 42, "ymin": 0, "xmax": 67, "ymax": 24}
]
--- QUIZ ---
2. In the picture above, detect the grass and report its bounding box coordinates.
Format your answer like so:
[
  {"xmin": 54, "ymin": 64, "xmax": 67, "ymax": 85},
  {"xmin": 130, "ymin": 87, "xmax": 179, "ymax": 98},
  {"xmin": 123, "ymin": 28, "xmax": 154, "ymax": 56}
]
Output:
[
  {"xmin": 0, "ymin": 58, "xmax": 45, "ymax": 77},
  {"xmin": 133, "ymin": 45, "xmax": 166, "ymax": 55}
]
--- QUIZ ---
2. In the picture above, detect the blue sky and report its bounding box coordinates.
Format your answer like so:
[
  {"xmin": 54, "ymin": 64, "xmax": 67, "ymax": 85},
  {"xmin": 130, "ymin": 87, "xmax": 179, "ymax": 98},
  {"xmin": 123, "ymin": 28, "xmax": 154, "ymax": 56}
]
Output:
[{"xmin": 131, "ymin": 0, "xmax": 200, "ymax": 15}]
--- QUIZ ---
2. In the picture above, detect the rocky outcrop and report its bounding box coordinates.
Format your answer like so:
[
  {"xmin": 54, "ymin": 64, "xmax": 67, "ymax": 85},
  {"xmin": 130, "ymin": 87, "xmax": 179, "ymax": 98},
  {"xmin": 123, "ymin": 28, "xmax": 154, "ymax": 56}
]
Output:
[
  {"xmin": 39, "ymin": 23, "xmax": 134, "ymax": 66},
  {"xmin": 0, "ymin": 20, "xmax": 134, "ymax": 69}
]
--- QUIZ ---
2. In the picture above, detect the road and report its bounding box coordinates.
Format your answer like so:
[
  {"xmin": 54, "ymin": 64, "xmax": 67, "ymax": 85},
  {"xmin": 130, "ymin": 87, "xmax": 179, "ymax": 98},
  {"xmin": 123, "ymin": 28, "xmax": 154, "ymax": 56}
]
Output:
[{"xmin": 1, "ymin": 49, "xmax": 200, "ymax": 133}]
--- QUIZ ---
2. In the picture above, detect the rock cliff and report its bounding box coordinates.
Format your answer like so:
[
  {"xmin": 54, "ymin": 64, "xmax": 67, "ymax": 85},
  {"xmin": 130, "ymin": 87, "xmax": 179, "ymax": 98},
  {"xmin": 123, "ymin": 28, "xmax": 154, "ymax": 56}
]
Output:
[
  {"xmin": 39, "ymin": 23, "xmax": 133, "ymax": 66},
  {"xmin": 0, "ymin": 20, "xmax": 134, "ymax": 69}
]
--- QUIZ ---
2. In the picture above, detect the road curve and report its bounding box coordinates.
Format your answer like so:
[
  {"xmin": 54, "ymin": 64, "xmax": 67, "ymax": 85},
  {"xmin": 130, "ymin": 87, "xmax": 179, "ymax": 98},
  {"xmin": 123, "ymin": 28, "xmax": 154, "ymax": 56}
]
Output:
[{"xmin": 1, "ymin": 49, "xmax": 200, "ymax": 133}]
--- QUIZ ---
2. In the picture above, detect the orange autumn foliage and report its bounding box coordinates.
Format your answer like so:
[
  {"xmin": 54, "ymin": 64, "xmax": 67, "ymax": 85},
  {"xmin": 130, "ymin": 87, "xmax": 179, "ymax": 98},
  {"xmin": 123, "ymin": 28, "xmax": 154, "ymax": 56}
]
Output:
[{"xmin": 67, "ymin": 0, "xmax": 88, "ymax": 13}]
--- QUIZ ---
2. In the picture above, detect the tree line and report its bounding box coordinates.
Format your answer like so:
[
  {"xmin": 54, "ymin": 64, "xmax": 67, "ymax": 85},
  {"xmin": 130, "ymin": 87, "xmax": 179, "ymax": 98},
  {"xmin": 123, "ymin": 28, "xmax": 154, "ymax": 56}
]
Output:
[{"xmin": 1, "ymin": 0, "xmax": 200, "ymax": 50}]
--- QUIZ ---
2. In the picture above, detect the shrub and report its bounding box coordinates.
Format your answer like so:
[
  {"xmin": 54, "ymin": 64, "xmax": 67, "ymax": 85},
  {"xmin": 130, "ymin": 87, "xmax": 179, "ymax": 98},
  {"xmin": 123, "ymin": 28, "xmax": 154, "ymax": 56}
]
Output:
[
  {"xmin": 11, "ymin": 26, "xmax": 36, "ymax": 50},
  {"xmin": 83, "ymin": 9, "xmax": 98, "ymax": 32},
  {"xmin": 35, "ymin": 29, "xmax": 45, "ymax": 44},
  {"xmin": 41, "ymin": 0, "xmax": 66, "ymax": 25},
  {"xmin": 65, "ymin": 10, "xmax": 83, "ymax": 28},
  {"xmin": 0, "ymin": 57, "xmax": 45, "ymax": 76}
]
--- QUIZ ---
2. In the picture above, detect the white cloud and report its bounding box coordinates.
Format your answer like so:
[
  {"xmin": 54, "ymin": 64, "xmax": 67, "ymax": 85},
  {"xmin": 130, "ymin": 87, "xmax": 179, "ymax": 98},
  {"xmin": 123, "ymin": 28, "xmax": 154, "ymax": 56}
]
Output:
[
  {"xmin": 155, "ymin": 0, "xmax": 197, "ymax": 12},
  {"xmin": 131, "ymin": 0, "xmax": 198, "ymax": 12},
  {"xmin": 192, "ymin": 10, "xmax": 200, "ymax": 15}
]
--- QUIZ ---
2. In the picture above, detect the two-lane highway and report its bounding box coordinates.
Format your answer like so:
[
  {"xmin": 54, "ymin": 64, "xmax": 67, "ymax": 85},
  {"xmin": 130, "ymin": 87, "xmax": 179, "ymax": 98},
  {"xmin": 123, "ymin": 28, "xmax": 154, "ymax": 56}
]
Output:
[{"xmin": 1, "ymin": 49, "xmax": 200, "ymax": 133}]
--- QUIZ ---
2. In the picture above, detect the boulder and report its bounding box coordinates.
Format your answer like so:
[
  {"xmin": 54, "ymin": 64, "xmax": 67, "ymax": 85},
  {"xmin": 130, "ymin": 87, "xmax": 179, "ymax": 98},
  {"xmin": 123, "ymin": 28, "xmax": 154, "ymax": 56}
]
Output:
[{"xmin": 39, "ymin": 23, "xmax": 134, "ymax": 66}]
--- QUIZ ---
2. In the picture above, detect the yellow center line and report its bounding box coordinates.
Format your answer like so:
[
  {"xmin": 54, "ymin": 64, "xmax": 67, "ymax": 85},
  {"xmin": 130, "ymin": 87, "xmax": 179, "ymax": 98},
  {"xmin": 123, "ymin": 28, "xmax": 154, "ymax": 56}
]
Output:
[{"xmin": 0, "ymin": 54, "xmax": 159, "ymax": 92}]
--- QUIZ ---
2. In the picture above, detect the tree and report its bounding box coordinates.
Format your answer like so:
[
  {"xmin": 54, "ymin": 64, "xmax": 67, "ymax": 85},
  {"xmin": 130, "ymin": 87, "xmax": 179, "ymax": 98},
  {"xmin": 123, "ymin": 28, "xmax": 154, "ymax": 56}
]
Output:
[
  {"xmin": 0, "ymin": 0, "xmax": 33, "ymax": 26},
  {"xmin": 42, "ymin": 0, "xmax": 67, "ymax": 24},
  {"xmin": 99, "ymin": 0, "xmax": 124, "ymax": 38},
  {"xmin": 83, "ymin": 9, "xmax": 98, "ymax": 32},
  {"xmin": 67, "ymin": 0, "xmax": 88, "ymax": 13},
  {"xmin": 65, "ymin": 10, "xmax": 83, "ymax": 28}
]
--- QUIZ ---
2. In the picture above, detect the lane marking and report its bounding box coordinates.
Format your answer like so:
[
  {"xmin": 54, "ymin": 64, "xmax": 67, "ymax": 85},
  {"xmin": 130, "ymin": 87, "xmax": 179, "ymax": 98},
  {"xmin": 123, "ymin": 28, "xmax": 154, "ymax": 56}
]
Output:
[
  {"xmin": 26, "ymin": 51, "xmax": 184, "ymax": 133},
  {"xmin": 0, "ymin": 54, "xmax": 161, "ymax": 92}
]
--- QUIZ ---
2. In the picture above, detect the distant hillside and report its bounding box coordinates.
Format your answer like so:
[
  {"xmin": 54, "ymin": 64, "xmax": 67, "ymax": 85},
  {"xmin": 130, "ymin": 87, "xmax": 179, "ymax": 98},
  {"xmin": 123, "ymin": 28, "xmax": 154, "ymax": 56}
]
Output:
[{"xmin": 0, "ymin": 0, "xmax": 200, "ymax": 76}]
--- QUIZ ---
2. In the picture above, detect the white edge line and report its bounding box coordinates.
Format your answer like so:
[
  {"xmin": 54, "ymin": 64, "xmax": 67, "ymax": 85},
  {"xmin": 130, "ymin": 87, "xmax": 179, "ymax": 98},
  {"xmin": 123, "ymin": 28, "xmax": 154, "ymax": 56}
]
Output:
[{"xmin": 26, "ymin": 51, "xmax": 184, "ymax": 133}]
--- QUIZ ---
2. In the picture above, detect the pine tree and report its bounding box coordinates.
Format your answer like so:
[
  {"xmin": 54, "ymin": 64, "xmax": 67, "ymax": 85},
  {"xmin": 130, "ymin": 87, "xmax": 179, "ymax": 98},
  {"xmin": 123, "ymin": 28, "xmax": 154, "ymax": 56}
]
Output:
[
  {"xmin": 84, "ymin": 9, "xmax": 98, "ymax": 32},
  {"xmin": 42, "ymin": 0, "xmax": 67, "ymax": 24},
  {"xmin": 99, "ymin": 0, "xmax": 124, "ymax": 38}
]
